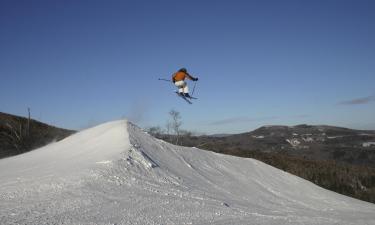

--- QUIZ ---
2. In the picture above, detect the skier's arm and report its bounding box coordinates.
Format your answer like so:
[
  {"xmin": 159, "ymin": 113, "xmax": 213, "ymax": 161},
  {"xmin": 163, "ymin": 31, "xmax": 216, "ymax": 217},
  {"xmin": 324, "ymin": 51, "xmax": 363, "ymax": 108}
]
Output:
[
  {"xmin": 186, "ymin": 73, "xmax": 198, "ymax": 81},
  {"xmin": 172, "ymin": 73, "xmax": 176, "ymax": 83}
]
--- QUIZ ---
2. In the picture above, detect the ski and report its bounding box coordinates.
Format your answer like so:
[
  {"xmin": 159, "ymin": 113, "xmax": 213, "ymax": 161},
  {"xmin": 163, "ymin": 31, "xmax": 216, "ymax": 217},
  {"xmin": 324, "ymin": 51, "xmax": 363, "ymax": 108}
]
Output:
[
  {"xmin": 175, "ymin": 91, "xmax": 198, "ymax": 100},
  {"xmin": 175, "ymin": 92, "xmax": 192, "ymax": 104}
]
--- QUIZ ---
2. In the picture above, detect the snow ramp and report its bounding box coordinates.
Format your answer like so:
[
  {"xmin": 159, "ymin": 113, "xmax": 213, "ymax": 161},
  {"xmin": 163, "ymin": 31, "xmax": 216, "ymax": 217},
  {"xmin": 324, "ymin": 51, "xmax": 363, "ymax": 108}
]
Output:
[{"xmin": 0, "ymin": 120, "xmax": 374, "ymax": 225}]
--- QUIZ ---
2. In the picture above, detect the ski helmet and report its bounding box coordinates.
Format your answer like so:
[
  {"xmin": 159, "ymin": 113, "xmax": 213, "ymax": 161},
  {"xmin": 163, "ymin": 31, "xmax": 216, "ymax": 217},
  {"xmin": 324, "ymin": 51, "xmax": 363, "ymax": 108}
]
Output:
[{"xmin": 179, "ymin": 68, "xmax": 187, "ymax": 73}]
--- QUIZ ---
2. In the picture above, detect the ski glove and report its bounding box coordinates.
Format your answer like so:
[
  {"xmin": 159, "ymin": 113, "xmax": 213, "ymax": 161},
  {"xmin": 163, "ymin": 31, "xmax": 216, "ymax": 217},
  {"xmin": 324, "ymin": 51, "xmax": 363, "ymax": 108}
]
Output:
[{"xmin": 193, "ymin": 77, "xmax": 198, "ymax": 81}]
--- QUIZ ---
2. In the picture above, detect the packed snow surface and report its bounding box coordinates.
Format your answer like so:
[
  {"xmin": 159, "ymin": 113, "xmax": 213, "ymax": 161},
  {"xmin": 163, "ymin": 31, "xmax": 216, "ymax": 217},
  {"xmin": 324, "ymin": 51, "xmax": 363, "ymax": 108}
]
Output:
[{"xmin": 1, "ymin": 120, "xmax": 374, "ymax": 225}]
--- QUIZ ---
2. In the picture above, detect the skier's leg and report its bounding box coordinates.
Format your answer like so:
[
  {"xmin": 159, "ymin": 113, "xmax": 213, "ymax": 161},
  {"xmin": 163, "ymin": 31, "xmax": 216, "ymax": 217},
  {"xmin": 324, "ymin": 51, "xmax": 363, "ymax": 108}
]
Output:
[
  {"xmin": 174, "ymin": 81, "xmax": 186, "ymax": 95},
  {"xmin": 183, "ymin": 85, "xmax": 189, "ymax": 94},
  {"xmin": 183, "ymin": 85, "xmax": 191, "ymax": 98}
]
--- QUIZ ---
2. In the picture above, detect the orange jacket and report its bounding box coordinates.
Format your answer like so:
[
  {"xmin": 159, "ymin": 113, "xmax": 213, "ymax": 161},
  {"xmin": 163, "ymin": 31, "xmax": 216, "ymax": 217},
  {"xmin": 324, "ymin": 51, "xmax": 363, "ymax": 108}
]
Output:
[{"xmin": 172, "ymin": 71, "xmax": 194, "ymax": 82}]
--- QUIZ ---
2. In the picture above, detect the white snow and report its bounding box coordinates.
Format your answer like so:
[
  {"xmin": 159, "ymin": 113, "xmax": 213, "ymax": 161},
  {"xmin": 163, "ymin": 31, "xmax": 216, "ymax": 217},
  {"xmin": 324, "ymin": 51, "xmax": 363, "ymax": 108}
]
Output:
[
  {"xmin": 327, "ymin": 135, "xmax": 345, "ymax": 139},
  {"xmin": 252, "ymin": 135, "xmax": 265, "ymax": 139},
  {"xmin": 363, "ymin": 142, "xmax": 375, "ymax": 147},
  {"xmin": 1, "ymin": 120, "xmax": 374, "ymax": 225},
  {"xmin": 302, "ymin": 137, "xmax": 314, "ymax": 142},
  {"xmin": 286, "ymin": 138, "xmax": 301, "ymax": 147}
]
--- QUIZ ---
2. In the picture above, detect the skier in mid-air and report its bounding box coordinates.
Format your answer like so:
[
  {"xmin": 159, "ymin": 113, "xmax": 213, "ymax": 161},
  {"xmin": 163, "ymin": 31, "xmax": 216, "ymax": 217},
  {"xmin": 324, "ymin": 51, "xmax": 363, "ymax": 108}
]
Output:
[{"xmin": 172, "ymin": 68, "xmax": 198, "ymax": 98}]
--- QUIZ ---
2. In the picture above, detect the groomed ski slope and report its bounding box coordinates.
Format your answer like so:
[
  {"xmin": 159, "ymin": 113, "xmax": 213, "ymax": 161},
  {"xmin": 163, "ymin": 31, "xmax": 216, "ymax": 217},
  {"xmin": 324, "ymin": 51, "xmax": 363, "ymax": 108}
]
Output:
[{"xmin": 0, "ymin": 120, "xmax": 374, "ymax": 225}]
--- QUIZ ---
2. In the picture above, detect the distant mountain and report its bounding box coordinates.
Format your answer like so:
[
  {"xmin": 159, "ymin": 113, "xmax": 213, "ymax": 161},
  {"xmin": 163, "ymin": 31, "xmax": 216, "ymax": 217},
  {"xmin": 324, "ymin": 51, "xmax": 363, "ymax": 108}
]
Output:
[
  {"xmin": 208, "ymin": 133, "xmax": 232, "ymax": 138},
  {"xmin": 177, "ymin": 124, "xmax": 375, "ymax": 167},
  {"xmin": 0, "ymin": 112, "xmax": 75, "ymax": 159},
  {"xmin": 244, "ymin": 124, "xmax": 375, "ymax": 166}
]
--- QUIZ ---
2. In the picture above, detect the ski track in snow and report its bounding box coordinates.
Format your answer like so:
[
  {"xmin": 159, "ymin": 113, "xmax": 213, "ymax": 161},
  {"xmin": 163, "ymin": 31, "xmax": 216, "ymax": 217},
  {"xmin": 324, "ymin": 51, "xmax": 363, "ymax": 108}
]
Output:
[{"xmin": 1, "ymin": 120, "xmax": 375, "ymax": 225}]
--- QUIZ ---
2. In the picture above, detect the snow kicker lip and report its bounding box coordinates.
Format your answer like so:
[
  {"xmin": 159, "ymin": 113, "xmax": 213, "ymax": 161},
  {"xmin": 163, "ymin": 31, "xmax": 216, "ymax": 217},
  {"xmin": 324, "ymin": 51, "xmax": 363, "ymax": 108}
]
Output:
[
  {"xmin": 125, "ymin": 144, "xmax": 159, "ymax": 169},
  {"xmin": 126, "ymin": 122, "xmax": 159, "ymax": 169}
]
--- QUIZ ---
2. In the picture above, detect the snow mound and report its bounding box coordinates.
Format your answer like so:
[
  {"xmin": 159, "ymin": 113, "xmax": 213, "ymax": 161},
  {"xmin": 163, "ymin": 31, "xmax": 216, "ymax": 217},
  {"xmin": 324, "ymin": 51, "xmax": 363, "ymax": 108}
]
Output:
[{"xmin": 0, "ymin": 120, "xmax": 374, "ymax": 225}]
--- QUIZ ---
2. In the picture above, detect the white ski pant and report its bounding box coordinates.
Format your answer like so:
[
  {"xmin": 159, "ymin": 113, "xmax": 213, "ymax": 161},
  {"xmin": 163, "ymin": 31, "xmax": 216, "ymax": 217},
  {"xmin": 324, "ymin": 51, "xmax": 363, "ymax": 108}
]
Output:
[{"xmin": 174, "ymin": 80, "xmax": 189, "ymax": 94}]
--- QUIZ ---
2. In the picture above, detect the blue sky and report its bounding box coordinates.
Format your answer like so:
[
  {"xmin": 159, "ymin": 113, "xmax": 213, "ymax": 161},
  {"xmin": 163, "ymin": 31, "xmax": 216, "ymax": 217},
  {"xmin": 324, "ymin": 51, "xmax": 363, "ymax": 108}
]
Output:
[{"xmin": 1, "ymin": 0, "xmax": 374, "ymax": 134}]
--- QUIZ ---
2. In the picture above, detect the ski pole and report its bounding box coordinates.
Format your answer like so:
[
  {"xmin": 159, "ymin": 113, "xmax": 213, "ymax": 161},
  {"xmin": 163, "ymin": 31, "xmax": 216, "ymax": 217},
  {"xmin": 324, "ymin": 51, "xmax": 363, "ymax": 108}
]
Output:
[
  {"xmin": 191, "ymin": 80, "xmax": 197, "ymax": 97},
  {"xmin": 158, "ymin": 78, "xmax": 171, "ymax": 82}
]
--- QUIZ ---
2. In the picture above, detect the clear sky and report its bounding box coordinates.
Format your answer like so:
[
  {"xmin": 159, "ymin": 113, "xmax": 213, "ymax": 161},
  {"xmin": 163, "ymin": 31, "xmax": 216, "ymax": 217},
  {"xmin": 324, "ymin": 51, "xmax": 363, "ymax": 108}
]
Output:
[{"xmin": 1, "ymin": 0, "xmax": 374, "ymax": 134}]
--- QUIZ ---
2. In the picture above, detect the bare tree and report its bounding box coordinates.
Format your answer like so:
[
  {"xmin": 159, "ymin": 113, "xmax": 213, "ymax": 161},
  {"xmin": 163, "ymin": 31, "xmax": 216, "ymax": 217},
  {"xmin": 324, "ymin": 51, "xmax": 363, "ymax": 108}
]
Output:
[
  {"xmin": 1, "ymin": 121, "xmax": 29, "ymax": 153},
  {"xmin": 165, "ymin": 120, "xmax": 172, "ymax": 142},
  {"xmin": 168, "ymin": 109, "xmax": 182, "ymax": 145},
  {"xmin": 147, "ymin": 126, "xmax": 163, "ymax": 138}
]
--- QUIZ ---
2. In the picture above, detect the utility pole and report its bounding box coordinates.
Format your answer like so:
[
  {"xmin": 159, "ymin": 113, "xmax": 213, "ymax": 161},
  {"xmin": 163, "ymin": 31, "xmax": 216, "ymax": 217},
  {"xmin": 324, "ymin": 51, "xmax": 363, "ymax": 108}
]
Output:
[{"xmin": 27, "ymin": 107, "xmax": 31, "ymax": 137}]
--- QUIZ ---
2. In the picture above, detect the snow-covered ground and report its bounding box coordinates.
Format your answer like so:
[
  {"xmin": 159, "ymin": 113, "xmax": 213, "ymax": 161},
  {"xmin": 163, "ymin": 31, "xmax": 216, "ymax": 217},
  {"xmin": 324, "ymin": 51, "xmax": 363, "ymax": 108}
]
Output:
[
  {"xmin": 1, "ymin": 120, "xmax": 374, "ymax": 225},
  {"xmin": 252, "ymin": 135, "xmax": 265, "ymax": 139},
  {"xmin": 363, "ymin": 142, "xmax": 375, "ymax": 147}
]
